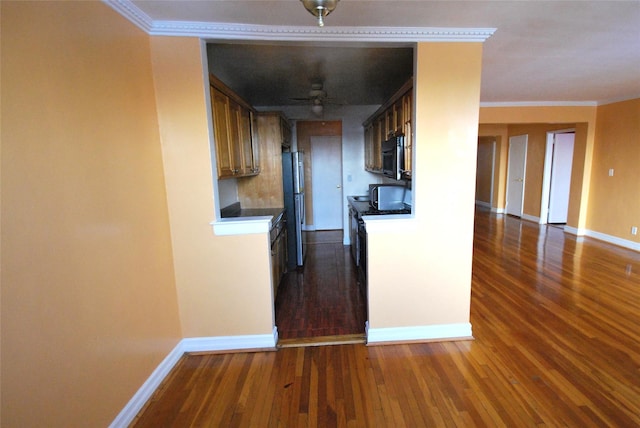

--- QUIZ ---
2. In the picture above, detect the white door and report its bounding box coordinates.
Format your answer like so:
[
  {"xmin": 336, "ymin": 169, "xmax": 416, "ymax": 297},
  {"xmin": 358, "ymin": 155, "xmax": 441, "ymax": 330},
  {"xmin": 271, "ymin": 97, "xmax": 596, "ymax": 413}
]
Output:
[
  {"xmin": 311, "ymin": 136, "xmax": 343, "ymax": 230},
  {"xmin": 506, "ymin": 135, "xmax": 528, "ymax": 217},
  {"xmin": 548, "ymin": 132, "xmax": 575, "ymax": 223}
]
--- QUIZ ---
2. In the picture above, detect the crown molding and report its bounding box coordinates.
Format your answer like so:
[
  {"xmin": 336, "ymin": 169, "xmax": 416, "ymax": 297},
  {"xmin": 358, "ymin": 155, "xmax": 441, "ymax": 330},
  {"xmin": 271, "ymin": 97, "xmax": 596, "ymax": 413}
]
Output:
[
  {"xmin": 104, "ymin": 0, "xmax": 153, "ymax": 32},
  {"xmin": 480, "ymin": 101, "xmax": 598, "ymax": 108},
  {"xmin": 103, "ymin": 0, "xmax": 495, "ymax": 43}
]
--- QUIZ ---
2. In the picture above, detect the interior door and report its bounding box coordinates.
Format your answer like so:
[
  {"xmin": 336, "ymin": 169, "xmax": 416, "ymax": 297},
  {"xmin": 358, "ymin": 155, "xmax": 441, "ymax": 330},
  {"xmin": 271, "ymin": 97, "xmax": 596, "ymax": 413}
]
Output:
[
  {"xmin": 506, "ymin": 135, "xmax": 528, "ymax": 217},
  {"xmin": 548, "ymin": 132, "xmax": 575, "ymax": 223},
  {"xmin": 311, "ymin": 136, "xmax": 343, "ymax": 230}
]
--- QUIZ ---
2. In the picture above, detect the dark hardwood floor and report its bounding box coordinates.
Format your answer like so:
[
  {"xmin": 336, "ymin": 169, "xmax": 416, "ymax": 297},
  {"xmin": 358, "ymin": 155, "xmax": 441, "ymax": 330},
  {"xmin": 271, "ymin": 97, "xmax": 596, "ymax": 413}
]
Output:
[
  {"xmin": 131, "ymin": 209, "xmax": 640, "ymax": 427},
  {"xmin": 275, "ymin": 230, "xmax": 366, "ymax": 341}
]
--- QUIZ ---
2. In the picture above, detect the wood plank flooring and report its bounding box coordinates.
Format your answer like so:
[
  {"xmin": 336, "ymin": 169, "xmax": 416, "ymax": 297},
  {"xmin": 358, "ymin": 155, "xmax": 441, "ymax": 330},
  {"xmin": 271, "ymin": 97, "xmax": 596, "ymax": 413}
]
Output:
[
  {"xmin": 275, "ymin": 230, "xmax": 366, "ymax": 340},
  {"xmin": 131, "ymin": 209, "xmax": 640, "ymax": 427}
]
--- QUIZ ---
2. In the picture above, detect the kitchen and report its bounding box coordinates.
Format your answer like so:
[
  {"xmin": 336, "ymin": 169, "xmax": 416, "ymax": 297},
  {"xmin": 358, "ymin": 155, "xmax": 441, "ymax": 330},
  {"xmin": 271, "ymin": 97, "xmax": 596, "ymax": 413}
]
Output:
[{"xmin": 209, "ymin": 42, "xmax": 415, "ymax": 337}]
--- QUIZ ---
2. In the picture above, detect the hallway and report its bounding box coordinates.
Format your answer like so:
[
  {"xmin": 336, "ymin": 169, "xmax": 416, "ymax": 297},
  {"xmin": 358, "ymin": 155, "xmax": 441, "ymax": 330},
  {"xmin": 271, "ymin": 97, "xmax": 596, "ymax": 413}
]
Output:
[{"xmin": 274, "ymin": 230, "xmax": 367, "ymax": 342}]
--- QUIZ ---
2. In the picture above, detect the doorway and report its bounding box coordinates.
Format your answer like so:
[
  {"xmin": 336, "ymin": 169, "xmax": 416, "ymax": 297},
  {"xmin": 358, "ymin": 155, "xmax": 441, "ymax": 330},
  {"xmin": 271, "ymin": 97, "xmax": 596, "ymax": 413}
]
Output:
[
  {"xmin": 540, "ymin": 130, "xmax": 575, "ymax": 224},
  {"xmin": 311, "ymin": 136, "xmax": 343, "ymax": 230},
  {"xmin": 506, "ymin": 134, "xmax": 528, "ymax": 217}
]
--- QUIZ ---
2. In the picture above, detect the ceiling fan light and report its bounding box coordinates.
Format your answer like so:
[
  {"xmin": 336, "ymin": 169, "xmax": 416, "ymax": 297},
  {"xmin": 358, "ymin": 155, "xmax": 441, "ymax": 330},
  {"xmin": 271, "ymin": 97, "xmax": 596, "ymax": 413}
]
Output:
[
  {"xmin": 300, "ymin": 0, "xmax": 339, "ymax": 27},
  {"xmin": 311, "ymin": 103, "xmax": 323, "ymax": 115}
]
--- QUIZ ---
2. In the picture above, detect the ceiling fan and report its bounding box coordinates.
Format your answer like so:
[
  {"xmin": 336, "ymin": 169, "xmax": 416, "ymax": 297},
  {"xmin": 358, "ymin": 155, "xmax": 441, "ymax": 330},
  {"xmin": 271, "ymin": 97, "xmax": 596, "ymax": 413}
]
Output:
[{"xmin": 290, "ymin": 82, "xmax": 342, "ymax": 116}]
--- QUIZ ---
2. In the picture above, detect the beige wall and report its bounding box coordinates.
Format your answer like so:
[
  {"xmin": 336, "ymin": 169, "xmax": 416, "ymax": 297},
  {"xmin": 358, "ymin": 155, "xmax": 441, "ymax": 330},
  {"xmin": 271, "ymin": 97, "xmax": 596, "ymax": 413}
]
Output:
[
  {"xmin": 368, "ymin": 42, "xmax": 482, "ymax": 329},
  {"xmin": 150, "ymin": 37, "xmax": 275, "ymax": 338},
  {"xmin": 479, "ymin": 100, "xmax": 639, "ymax": 245},
  {"xmin": 1, "ymin": 2, "xmax": 182, "ymax": 426},
  {"xmin": 588, "ymin": 99, "xmax": 640, "ymax": 243},
  {"xmin": 479, "ymin": 106, "xmax": 597, "ymax": 231}
]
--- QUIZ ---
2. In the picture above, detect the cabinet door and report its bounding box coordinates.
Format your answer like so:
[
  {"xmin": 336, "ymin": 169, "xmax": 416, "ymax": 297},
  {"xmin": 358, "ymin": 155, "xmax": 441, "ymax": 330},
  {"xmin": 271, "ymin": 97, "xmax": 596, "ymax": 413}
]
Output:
[
  {"xmin": 227, "ymin": 100, "xmax": 244, "ymax": 176},
  {"xmin": 211, "ymin": 87, "xmax": 236, "ymax": 178},
  {"xmin": 239, "ymin": 107, "xmax": 258, "ymax": 175},
  {"xmin": 373, "ymin": 117, "xmax": 384, "ymax": 171},
  {"xmin": 402, "ymin": 91, "xmax": 412, "ymax": 177},
  {"xmin": 364, "ymin": 124, "xmax": 373, "ymax": 171},
  {"xmin": 280, "ymin": 116, "xmax": 292, "ymax": 149}
]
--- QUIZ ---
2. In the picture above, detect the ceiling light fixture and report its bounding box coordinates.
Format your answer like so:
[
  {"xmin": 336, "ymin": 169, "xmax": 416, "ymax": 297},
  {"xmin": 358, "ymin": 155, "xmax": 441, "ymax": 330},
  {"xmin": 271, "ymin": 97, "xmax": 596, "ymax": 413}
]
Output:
[
  {"xmin": 311, "ymin": 98, "xmax": 324, "ymax": 116},
  {"xmin": 300, "ymin": 0, "xmax": 339, "ymax": 27}
]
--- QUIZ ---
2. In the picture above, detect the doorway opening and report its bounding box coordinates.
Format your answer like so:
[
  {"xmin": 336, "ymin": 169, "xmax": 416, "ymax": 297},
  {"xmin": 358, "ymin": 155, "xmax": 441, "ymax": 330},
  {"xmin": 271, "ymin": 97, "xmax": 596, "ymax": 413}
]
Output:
[{"xmin": 275, "ymin": 121, "xmax": 366, "ymax": 344}]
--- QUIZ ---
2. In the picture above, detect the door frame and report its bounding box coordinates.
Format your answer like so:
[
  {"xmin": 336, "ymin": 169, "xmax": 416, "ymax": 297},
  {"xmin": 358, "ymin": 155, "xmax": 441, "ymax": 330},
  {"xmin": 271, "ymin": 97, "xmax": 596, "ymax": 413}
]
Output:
[{"xmin": 539, "ymin": 128, "xmax": 575, "ymax": 225}]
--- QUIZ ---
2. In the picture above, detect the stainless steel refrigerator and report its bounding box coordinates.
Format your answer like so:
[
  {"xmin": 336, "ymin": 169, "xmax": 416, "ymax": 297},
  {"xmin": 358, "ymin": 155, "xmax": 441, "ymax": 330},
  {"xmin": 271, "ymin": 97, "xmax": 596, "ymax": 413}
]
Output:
[{"xmin": 282, "ymin": 151, "xmax": 305, "ymax": 268}]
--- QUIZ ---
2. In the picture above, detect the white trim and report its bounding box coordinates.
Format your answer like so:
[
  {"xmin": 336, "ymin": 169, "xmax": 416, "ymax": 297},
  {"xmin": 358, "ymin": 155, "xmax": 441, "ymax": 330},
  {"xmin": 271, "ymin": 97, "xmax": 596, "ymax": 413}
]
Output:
[
  {"xmin": 211, "ymin": 217, "xmax": 272, "ymax": 235},
  {"xmin": 475, "ymin": 200, "xmax": 491, "ymax": 209},
  {"xmin": 596, "ymin": 94, "xmax": 640, "ymax": 106},
  {"xmin": 522, "ymin": 213, "xmax": 540, "ymax": 224},
  {"xmin": 181, "ymin": 328, "xmax": 279, "ymax": 353},
  {"xmin": 564, "ymin": 225, "xmax": 585, "ymax": 236},
  {"xmin": 491, "ymin": 207, "xmax": 505, "ymax": 214},
  {"xmin": 109, "ymin": 341, "xmax": 185, "ymax": 428},
  {"xmin": 103, "ymin": 0, "xmax": 153, "ymax": 32},
  {"xmin": 110, "ymin": 328, "xmax": 278, "ymax": 427},
  {"xmin": 539, "ymin": 132, "xmax": 555, "ymax": 224},
  {"xmin": 367, "ymin": 323, "xmax": 473, "ymax": 344},
  {"xmin": 480, "ymin": 101, "xmax": 598, "ymax": 107},
  {"xmin": 103, "ymin": 0, "xmax": 495, "ymax": 42},
  {"xmin": 595, "ymin": 231, "xmax": 640, "ymax": 252}
]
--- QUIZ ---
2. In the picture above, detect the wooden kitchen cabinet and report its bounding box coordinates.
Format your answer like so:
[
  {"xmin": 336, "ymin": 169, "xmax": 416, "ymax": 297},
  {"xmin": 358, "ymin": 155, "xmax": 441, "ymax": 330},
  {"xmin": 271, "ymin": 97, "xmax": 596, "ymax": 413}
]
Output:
[
  {"xmin": 238, "ymin": 112, "xmax": 291, "ymax": 209},
  {"xmin": 363, "ymin": 78, "xmax": 413, "ymax": 177},
  {"xmin": 210, "ymin": 74, "xmax": 259, "ymax": 179},
  {"xmin": 401, "ymin": 90, "xmax": 413, "ymax": 179}
]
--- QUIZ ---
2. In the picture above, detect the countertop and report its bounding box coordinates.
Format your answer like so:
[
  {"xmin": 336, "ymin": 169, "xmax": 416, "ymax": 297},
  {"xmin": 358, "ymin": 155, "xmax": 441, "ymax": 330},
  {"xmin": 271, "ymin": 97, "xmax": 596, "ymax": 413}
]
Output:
[
  {"xmin": 220, "ymin": 202, "xmax": 285, "ymax": 227},
  {"xmin": 348, "ymin": 195, "xmax": 411, "ymax": 218},
  {"xmin": 347, "ymin": 196, "xmax": 372, "ymax": 215}
]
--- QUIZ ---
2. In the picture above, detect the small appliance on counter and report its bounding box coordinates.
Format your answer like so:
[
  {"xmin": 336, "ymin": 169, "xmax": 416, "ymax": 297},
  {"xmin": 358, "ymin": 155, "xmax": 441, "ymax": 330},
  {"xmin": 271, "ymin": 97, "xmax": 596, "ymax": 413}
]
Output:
[{"xmin": 369, "ymin": 184, "xmax": 407, "ymax": 211}]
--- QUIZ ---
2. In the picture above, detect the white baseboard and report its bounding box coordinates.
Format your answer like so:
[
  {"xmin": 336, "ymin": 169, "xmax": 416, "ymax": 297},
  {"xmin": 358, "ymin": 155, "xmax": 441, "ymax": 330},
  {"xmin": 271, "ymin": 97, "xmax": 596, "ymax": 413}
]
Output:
[
  {"xmin": 491, "ymin": 207, "xmax": 505, "ymax": 214},
  {"xmin": 109, "ymin": 341, "xmax": 185, "ymax": 428},
  {"xmin": 366, "ymin": 322, "xmax": 473, "ymax": 345},
  {"xmin": 564, "ymin": 225, "xmax": 585, "ymax": 236},
  {"xmin": 181, "ymin": 328, "xmax": 278, "ymax": 353},
  {"xmin": 522, "ymin": 213, "xmax": 540, "ymax": 223},
  {"xmin": 475, "ymin": 200, "xmax": 491, "ymax": 209},
  {"xmin": 576, "ymin": 227, "xmax": 640, "ymax": 251},
  {"xmin": 110, "ymin": 328, "xmax": 278, "ymax": 427}
]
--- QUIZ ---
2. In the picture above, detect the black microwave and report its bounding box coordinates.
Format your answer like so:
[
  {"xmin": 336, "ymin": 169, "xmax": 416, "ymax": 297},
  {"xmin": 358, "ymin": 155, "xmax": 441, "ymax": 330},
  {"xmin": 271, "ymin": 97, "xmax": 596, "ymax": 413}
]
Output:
[{"xmin": 381, "ymin": 134, "xmax": 405, "ymax": 180}]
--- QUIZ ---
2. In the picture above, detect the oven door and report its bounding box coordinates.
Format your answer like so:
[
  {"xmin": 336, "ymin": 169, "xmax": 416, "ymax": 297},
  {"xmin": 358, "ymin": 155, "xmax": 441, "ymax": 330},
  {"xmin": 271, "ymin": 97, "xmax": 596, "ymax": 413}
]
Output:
[
  {"xmin": 357, "ymin": 220, "xmax": 367, "ymax": 292},
  {"xmin": 349, "ymin": 207, "xmax": 360, "ymax": 266}
]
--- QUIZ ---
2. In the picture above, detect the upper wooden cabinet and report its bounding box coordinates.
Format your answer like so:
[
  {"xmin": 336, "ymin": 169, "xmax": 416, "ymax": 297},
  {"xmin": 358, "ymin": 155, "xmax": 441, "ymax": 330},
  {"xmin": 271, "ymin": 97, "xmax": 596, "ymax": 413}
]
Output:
[
  {"xmin": 238, "ymin": 112, "xmax": 291, "ymax": 209},
  {"xmin": 210, "ymin": 74, "xmax": 259, "ymax": 179},
  {"xmin": 363, "ymin": 78, "xmax": 413, "ymax": 178}
]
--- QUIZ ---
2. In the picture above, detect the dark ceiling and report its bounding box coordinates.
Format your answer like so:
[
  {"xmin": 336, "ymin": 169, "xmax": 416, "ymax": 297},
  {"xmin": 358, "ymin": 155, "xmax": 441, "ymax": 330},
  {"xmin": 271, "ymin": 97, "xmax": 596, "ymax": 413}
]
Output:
[{"xmin": 207, "ymin": 43, "xmax": 414, "ymax": 108}]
